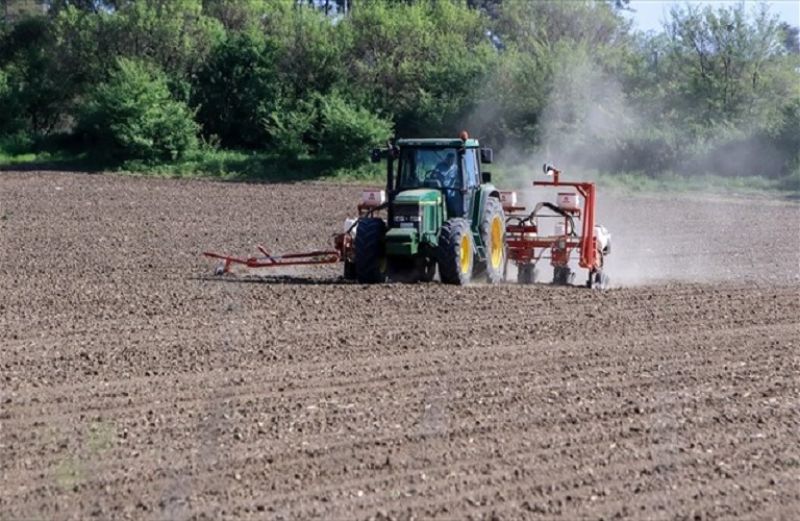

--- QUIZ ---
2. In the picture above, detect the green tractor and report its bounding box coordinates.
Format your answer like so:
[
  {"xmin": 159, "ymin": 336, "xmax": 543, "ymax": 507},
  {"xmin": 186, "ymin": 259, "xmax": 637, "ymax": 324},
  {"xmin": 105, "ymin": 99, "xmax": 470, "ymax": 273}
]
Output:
[{"xmin": 355, "ymin": 135, "xmax": 505, "ymax": 285}]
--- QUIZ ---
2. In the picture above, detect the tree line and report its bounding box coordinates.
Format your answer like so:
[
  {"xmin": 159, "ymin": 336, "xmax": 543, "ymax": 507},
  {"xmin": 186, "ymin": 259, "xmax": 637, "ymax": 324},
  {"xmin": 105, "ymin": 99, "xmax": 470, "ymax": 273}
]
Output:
[{"xmin": 0, "ymin": 0, "xmax": 798, "ymax": 180}]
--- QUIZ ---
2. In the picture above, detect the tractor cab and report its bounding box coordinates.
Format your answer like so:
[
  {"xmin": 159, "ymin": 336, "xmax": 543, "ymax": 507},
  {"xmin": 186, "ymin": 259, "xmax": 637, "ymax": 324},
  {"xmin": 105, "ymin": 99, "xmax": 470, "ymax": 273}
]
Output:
[{"xmin": 375, "ymin": 137, "xmax": 494, "ymax": 220}]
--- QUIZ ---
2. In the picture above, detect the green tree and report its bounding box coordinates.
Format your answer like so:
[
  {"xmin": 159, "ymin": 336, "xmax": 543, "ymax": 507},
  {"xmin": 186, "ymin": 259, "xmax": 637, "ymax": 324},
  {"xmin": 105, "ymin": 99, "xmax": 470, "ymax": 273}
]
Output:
[
  {"xmin": 193, "ymin": 32, "xmax": 283, "ymax": 148},
  {"xmin": 53, "ymin": 0, "xmax": 223, "ymax": 82},
  {"xmin": 0, "ymin": 16, "xmax": 68, "ymax": 133},
  {"xmin": 344, "ymin": 0, "xmax": 495, "ymax": 137},
  {"xmin": 664, "ymin": 3, "xmax": 789, "ymax": 127}
]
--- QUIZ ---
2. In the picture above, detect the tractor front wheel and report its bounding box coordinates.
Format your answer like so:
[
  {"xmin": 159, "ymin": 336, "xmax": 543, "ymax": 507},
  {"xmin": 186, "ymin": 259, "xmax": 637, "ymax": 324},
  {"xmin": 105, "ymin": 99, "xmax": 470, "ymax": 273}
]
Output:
[
  {"xmin": 355, "ymin": 218, "xmax": 386, "ymax": 284},
  {"xmin": 437, "ymin": 218, "xmax": 473, "ymax": 285}
]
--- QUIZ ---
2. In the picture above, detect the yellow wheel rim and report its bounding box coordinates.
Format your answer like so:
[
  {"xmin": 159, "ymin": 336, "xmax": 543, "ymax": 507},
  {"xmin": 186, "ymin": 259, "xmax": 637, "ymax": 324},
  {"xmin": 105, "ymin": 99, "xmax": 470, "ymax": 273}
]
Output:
[
  {"xmin": 490, "ymin": 216, "xmax": 503, "ymax": 269},
  {"xmin": 460, "ymin": 234, "xmax": 471, "ymax": 274}
]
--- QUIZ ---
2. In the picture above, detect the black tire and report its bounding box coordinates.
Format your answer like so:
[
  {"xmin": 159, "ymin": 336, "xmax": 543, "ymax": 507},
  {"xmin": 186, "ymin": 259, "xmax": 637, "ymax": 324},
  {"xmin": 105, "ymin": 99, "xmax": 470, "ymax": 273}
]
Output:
[
  {"xmin": 343, "ymin": 259, "xmax": 356, "ymax": 280},
  {"xmin": 553, "ymin": 266, "xmax": 572, "ymax": 285},
  {"xmin": 517, "ymin": 264, "xmax": 537, "ymax": 284},
  {"xmin": 355, "ymin": 218, "xmax": 386, "ymax": 284},
  {"xmin": 437, "ymin": 218, "xmax": 473, "ymax": 285},
  {"xmin": 477, "ymin": 197, "xmax": 506, "ymax": 284}
]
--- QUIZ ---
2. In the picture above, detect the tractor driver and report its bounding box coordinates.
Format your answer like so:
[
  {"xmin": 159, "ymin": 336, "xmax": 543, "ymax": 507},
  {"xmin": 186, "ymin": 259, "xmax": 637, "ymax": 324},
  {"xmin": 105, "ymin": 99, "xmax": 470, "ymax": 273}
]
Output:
[
  {"xmin": 427, "ymin": 152, "xmax": 461, "ymax": 216},
  {"xmin": 429, "ymin": 153, "xmax": 458, "ymax": 188}
]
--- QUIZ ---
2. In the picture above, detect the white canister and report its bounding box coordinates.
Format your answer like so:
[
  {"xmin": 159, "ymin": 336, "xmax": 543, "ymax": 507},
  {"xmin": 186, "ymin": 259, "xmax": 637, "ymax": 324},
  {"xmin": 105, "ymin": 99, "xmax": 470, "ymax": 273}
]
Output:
[
  {"xmin": 361, "ymin": 189, "xmax": 386, "ymax": 207},
  {"xmin": 557, "ymin": 192, "xmax": 579, "ymax": 211}
]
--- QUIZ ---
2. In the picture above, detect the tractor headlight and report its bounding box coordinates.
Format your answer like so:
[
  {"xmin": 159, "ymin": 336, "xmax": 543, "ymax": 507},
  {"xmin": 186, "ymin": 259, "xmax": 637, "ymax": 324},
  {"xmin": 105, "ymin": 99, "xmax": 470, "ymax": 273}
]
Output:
[{"xmin": 393, "ymin": 204, "xmax": 421, "ymax": 227}]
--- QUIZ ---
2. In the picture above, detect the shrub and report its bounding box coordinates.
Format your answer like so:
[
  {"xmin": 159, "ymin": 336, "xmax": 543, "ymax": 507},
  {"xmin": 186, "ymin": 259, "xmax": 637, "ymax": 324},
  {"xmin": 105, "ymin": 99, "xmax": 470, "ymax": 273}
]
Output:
[
  {"xmin": 263, "ymin": 102, "xmax": 317, "ymax": 160},
  {"xmin": 314, "ymin": 93, "xmax": 393, "ymax": 168},
  {"xmin": 79, "ymin": 58, "xmax": 198, "ymax": 161}
]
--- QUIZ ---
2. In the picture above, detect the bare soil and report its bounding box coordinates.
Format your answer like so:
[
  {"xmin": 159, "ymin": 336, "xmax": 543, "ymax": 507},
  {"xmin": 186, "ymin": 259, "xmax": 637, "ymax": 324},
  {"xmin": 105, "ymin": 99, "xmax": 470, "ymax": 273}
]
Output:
[{"xmin": 1, "ymin": 171, "xmax": 798, "ymax": 520}]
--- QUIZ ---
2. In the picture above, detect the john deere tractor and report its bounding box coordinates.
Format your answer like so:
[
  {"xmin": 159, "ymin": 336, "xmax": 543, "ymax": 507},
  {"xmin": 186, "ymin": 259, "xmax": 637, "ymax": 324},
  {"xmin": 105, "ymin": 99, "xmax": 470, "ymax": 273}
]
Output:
[{"xmin": 356, "ymin": 135, "xmax": 505, "ymax": 285}]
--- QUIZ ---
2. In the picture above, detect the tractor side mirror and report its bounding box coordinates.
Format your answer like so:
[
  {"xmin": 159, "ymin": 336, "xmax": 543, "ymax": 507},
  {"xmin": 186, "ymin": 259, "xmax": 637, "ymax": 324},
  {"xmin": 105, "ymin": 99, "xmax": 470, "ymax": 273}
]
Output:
[
  {"xmin": 480, "ymin": 148, "xmax": 493, "ymax": 164},
  {"xmin": 370, "ymin": 148, "xmax": 383, "ymax": 163},
  {"xmin": 481, "ymin": 172, "xmax": 492, "ymax": 183}
]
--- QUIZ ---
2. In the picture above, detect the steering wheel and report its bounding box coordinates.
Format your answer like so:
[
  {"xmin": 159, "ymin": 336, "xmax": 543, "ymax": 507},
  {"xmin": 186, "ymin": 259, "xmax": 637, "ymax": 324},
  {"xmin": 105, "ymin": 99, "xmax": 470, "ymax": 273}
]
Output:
[{"xmin": 423, "ymin": 169, "xmax": 443, "ymax": 187}]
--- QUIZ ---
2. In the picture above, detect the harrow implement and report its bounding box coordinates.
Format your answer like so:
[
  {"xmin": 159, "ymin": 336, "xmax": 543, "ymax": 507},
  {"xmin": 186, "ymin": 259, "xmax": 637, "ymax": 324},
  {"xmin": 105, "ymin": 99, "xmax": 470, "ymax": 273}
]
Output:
[
  {"xmin": 202, "ymin": 191, "xmax": 387, "ymax": 277},
  {"xmin": 203, "ymin": 246, "xmax": 341, "ymax": 275}
]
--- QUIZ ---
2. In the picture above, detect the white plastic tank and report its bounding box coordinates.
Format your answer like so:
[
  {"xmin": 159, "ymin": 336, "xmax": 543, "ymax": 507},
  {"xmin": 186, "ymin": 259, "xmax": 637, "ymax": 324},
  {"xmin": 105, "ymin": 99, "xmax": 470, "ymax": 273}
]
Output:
[
  {"xmin": 361, "ymin": 189, "xmax": 386, "ymax": 207},
  {"xmin": 557, "ymin": 192, "xmax": 579, "ymax": 211}
]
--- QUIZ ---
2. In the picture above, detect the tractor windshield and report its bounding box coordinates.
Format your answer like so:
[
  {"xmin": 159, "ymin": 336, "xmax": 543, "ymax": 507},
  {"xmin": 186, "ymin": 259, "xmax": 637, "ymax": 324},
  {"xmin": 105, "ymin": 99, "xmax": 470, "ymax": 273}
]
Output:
[{"xmin": 397, "ymin": 148, "xmax": 461, "ymax": 191}]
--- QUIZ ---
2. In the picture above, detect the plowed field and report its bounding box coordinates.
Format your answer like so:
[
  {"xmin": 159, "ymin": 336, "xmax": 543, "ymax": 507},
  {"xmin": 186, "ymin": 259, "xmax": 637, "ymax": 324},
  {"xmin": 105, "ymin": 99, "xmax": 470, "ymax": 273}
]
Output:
[{"xmin": 1, "ymin": 172, "xmax": 798, "ymax": 520}]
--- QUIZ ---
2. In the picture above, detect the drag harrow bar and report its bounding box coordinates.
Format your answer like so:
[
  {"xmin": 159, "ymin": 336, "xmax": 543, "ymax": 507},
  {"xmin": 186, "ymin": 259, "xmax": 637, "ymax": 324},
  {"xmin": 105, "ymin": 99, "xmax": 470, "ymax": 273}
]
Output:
[{"xmin": 204, "ymin": 245, "xmax": 341, "ymax": 275}]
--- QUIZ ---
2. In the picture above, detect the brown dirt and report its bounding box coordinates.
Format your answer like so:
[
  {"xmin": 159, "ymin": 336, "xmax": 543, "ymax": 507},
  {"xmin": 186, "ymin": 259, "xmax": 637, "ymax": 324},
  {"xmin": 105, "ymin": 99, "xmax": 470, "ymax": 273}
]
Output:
[{"xmin": 1, "ymin": 171, "xmax": 798, "ymax": 521}]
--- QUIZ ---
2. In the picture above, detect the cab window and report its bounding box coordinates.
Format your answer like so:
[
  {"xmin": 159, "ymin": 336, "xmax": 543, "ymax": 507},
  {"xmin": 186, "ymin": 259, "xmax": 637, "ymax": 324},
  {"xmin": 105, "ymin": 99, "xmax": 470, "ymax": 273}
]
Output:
[
  {"xmin": 464, "ymin": 149, "xmax": 479, "ymax": 188},
  {"xmin": 397, "ymin": 147, "xmax": 461, "ymax": 190}
]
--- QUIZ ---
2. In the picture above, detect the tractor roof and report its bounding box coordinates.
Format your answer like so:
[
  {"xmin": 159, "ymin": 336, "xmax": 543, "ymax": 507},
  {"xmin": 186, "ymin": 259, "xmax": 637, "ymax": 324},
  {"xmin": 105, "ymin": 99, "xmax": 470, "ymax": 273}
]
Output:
[{"xmin": 395, "ymin": 138, "xmax": 480, "ymax": 148}]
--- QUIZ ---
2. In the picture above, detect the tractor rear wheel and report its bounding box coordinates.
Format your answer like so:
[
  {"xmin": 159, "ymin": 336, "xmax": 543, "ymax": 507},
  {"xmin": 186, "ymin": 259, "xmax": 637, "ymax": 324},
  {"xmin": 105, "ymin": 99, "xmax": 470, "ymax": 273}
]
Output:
[
  {"xmin": 355, "ymin": 218, "xmax": 386, "ymax": 284},
  {"xmin": 476, "ymin": 197, "xmax": 506, "ymax": 284},
  {"xmin": 437, "ymin": 218, "xmax": 473, "ymax": 285}
]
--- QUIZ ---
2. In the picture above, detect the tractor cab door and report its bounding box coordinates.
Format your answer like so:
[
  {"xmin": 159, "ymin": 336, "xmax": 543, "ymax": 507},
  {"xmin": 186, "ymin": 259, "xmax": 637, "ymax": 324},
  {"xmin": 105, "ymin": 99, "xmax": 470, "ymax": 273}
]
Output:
[{"xmin": 462, "ymin": 148, "xmax": 480, "ymax": 218}]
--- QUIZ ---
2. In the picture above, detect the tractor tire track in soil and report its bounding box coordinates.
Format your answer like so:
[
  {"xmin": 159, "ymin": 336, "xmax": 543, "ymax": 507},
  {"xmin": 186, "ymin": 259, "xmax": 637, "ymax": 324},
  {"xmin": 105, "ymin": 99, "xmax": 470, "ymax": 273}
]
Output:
[{"xmin": 1, "ymin": 172, "xmax": 798, "ymax": 520}]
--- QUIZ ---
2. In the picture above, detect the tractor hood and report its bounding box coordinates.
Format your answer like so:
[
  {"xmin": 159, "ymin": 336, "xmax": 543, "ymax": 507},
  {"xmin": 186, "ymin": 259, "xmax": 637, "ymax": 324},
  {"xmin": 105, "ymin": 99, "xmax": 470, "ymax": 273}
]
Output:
[{"xmin": 393, "ymin": 189, "xmax": 442, "ymax": 206}]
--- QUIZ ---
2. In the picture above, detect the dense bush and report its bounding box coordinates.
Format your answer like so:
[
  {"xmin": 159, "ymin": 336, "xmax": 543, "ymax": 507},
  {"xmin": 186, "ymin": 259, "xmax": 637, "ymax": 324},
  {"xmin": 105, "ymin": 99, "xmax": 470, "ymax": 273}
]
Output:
[
  {"xmin": 79, "ymin": 58, "xmax": 199, "ymax": 161},
  {"xmin": 315, "ymin": 93, "xmax": 394, "ymax": 168}
]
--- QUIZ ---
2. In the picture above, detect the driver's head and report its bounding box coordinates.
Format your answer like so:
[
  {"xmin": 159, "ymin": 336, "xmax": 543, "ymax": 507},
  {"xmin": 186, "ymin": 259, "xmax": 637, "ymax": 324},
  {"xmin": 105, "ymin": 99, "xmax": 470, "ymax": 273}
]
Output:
[{"xmin": 445, "ymin": 153, "xmax": 455, "ymax": 165}]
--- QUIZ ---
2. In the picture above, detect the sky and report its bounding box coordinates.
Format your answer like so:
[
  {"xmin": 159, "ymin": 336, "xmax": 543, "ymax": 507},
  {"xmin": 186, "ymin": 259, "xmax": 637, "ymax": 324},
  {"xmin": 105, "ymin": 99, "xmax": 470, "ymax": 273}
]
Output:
[{"xmin": 623, "ymin": 0, "xmax": 800, "ymax": 32}]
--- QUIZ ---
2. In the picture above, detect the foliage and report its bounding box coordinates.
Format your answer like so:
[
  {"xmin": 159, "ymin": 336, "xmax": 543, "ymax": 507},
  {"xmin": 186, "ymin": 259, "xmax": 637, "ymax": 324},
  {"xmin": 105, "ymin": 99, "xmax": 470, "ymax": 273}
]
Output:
[
  {"xmin": 344, "ymin": 0, "xmax": 495, "ymax": 137},
  {"xmin": 192, "ymin": 31, "xmax": 282, "ymax": 148},
  {"xmin": 78, "ymin": 58, "xmax": 199, "ymax": 161},
  {"xmin": 0, "ymin": 0, "xmax": 797, "ymax": 183},
  {"xmin": 314, "ymin": 92, "xmax": 394, "ymax": 167},
  {"xmin": 0, "ymin": 16, "xmax": 67, "ymax": 133},
  {"xmin": 263, "ymin": 102, "xmax": 317, "ymax": 160}
]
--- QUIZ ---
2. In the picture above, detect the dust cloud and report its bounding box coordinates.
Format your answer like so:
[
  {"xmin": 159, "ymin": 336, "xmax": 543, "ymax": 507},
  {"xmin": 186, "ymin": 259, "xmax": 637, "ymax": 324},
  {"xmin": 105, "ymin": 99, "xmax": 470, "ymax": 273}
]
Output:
[{"xmin": 487, "ymin": 54, "xmax": 799, "ymax": 287}]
